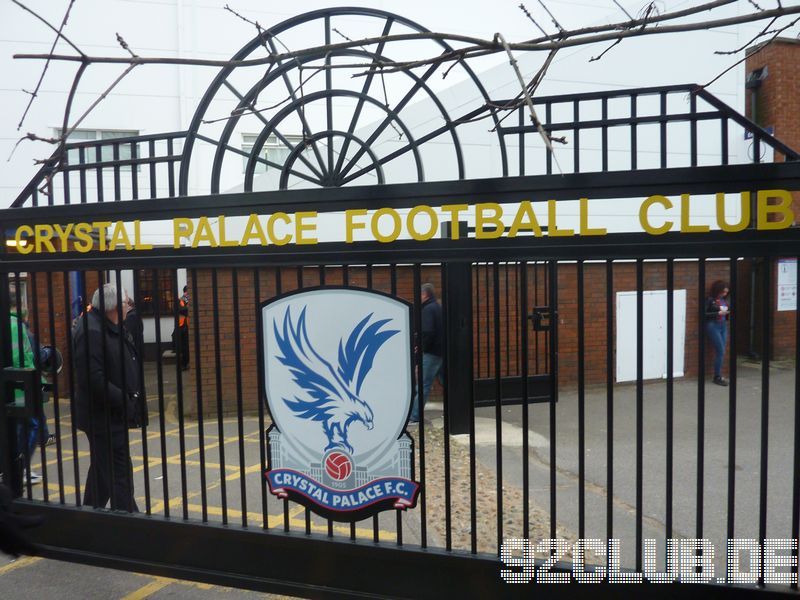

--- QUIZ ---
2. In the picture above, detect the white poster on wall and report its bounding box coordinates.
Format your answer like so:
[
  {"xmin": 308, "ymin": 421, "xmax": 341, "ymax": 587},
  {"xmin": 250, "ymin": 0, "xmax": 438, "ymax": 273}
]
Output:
[{"xmin": 777, "ymin": 258, "xmax": 797, "ymax": 312}]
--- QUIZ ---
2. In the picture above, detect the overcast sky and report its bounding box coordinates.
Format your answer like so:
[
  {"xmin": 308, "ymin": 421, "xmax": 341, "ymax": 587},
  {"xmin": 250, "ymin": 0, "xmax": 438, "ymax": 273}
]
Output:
[{"xmin": 2, "ymin": 0, "xmax": 799, "ymax": 208}]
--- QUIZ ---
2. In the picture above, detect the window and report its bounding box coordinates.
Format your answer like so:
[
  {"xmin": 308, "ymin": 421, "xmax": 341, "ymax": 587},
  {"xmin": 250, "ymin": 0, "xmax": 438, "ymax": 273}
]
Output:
[
  {"xmin": 242, "ymin": 133, "xmax": 302, "ymax": 173},
  {"xmin": 55, "ymin": 128, "xmax": 139, "ymax": 165},
  {"xmin": 134, "ymin": 269, "xmax": 175, "ymax": 317}
]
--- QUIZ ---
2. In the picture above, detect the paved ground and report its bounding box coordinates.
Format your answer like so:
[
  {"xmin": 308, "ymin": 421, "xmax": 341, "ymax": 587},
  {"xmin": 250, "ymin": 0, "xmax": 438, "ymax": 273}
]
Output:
[
  {"xmin": 470, "ymin": 357, "xmax": 800, "ymax": 572},
  {"xmin": 1, "ymin": 357, "xmax": 797, "ymax": 596},
  {"xmin": 0, "ymin": 556, "xmax": 277, "ymax": 600}
]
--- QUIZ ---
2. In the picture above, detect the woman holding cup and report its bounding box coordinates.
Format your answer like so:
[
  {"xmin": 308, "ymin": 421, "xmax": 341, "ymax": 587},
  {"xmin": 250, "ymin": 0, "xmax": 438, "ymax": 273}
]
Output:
[{"xmin": 705, "ymin": 280, "xmax": 731, "ymax": 386}]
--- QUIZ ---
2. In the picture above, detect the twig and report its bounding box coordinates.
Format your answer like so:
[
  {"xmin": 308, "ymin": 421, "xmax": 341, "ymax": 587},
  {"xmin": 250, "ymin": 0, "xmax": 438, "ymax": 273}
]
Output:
[
  {"xmin": 489, "ymin": 47, "xmax": 561, "ymax": 130},
  {"xmin": 17, "ymin": 2, "xmax": 797, "ymax": 70},
  {"xmin": 202, "ymin": 65, "xmax": 325, "ymax": 124},
  {"xmin": 536, "ymin": 0, "xmax": 566, "ymax": 34},
  {"xmin": 589, "ymin": 37, "xmax": 622, "ymax": 61},
  {"xmin": 748, "ymin": 0, "xmax": 764, "ymax": 10},
  {"xmin": 16, "ymin": 0, "xmax": 77, "ymax": 131},
  {"xmin": 714, "ymin": 16, "xmax": 777, "ymax": 55},
  {"xmin": 702, "ymin": 15, "xmax": 800, "ymax": 88},
  {"xmin": 519, "ymin": 3, "xmax": 553, "ymax": 40},
  {"xmin": 612, "ymin": 0, "xmax": 635, "ymax": 21},
  {"xmin": 638, "ymin": 1, "xmax": 659, "ymax": 25},
  {"xmin": 66, "ymin": 65, "xmax": 139, "ymax": 138},
  {"xmin": 7, "ymin": 133, "xmax": 57, "ymax": 162},
  {"xmin": 496, "ymin": 33, "xmax": 562, "ymax": 173},
  {"xmin": 10, "ymin": 0, "xmax": 85, "ymax": 56},
  {"xmin": 116, "ymin": 33, "xmax": 138, "ymax": 58}
]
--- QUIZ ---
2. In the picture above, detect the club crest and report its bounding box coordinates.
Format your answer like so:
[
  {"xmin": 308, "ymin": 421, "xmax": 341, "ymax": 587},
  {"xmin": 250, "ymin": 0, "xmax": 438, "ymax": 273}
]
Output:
[{"xmin": 261, "ymin": 288, "xmax": 419, "ymax": 521}]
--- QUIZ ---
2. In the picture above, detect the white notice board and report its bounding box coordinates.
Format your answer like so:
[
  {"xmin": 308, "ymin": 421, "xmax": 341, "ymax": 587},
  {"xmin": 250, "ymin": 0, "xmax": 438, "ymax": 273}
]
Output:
[{"xmin": 777, "ymin": 258, "xmax": 797, "ymax": 311}]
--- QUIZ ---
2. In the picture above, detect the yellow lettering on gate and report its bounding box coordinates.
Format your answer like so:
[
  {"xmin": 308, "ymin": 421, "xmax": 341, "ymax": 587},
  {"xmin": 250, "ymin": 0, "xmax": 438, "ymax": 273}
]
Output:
[
  {"xmin": 109, "ymin": 221, "xmax": 132, "ymax": 251},
  {"xmin": 192, "ymin": 217, "xmax": 217, "ymax": 248},
  {"xmin": 407, "ymin": 205, "xmax": 438, "ymax": 241},
  {"xmin": 547, "ymin": 200, "xmax": 574, "ymax": 237},
  {"xmin": 34, "ymin": 224, "xmax": 56, "ymax": 253},
  {"xmin": 217, "ymin": 216, "xmax": 239, "ymax": 247},
  {"xmin": 345, "ymin": 209, "xmax": 368, "ymax": 243},
  {"xmin": 53, "ymin": 223, "xmax": 74, "ymax": 252},
  {"xmin": 441, "ymin": 204, "xmax": 468, "ymax": 239},
  {"xmin": 295, "ymin": 212, "xmax": 318, "ymax": 245},
  {"xmin": 680, "ymin": 194, "xmax": 710, "ymax": 233},
  {"xmin": 757, "ymin": 189, "xmax": 795, "ymax": 230},
  {"xmin": 173, "ymin": 218, "xmax": 193, "ymax": 248},
  {"xmin": 74, "ymin": 223, "xmax": 93, "ymax": 253},
  {"xmin": 508, "ymin": 201, "xmax": 542, "ymax": 238},
  {"xmin": 92, "ymin": 222, "xmax": 112, "ymax": 251},
  {"xmin": 14, "ymin": 225, "xmax": 33, "ymax": 255},
  {"xmin": 639, "ymin": 195, "xmax": 673, "ymax": 235},
  {"xmin": 241, "ymin": 214, "xmax": 267, "ymax": 245},
  {"xmin": 475, "ymin": 203, "xmax": 504, "ymax": 239},
  {"xmin": 371, "ymin": 208, "xmax": 402, "ymax": 243},
  {"xmin": 716, "ymin": 192, "xmax": 750, "ymax": 232},
  {"xmin": 267, "ymin": 213, "xmax": 291, "ymax": 246},
  {"xmin": 579, "ymin": 198, "xmax": 606, "ymax": 236},
  {"xmin": 133, "ymin": 220, "xmax": 153, "ymax": 250}
]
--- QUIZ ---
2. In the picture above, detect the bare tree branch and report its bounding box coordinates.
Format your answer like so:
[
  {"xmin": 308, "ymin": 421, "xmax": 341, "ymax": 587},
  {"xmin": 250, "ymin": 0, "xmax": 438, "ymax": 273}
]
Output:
[
  {"xmin": 66, "ymin": 64, "xmax": 139, "ymax": 138},
  {"xmin": 612, "ymin": 0, "xmax": 635, "ymax": 21},
  {"xmin": 536, "ymin": 0, "xmax": 566, "ymax": 34},
  {"xmin": 10, "ymin": 0, "xmax": 85, "ymax": 56},
  {"xmin": 15, "ymin": 0, "xmax": 77, "ymax": 131},
  {"xmin": 201, "ymin": 65, "xmax": 324, "ymax": 124},
  {"xmin": 589, "ymin": 37, "xmax": 622, "ymax": 61},
  {"xmin": 703, "ymin": 14, "xmax": 800, "ymax": 88},
  {"xmin": 519, "ymin": 3, "xmax": 554, "ymax": 40},
  {"xmin": 497, "ymin": 33, "xmax": 562, "ymax": 173},
  {"xmin": 11, "ymin": 0, "xmax": 800, "ymax": 176},
  {"xmin": 116, "ymin": 33, "xmax": 138, "ymax": 58},
  {"xmin": 714, "ymin": 15, "xmax": 778, "ymax": 55},
  {"xmin": 15, "ymin": 3, "xmax": 800, "ymax": 74}
]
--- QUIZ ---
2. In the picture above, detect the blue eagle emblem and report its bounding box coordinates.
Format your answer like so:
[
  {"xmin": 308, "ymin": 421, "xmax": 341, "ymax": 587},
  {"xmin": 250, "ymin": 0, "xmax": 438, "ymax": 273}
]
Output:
[{"xmin": 273, "ymin": 307, "xmax": 399, "ymax": 454}]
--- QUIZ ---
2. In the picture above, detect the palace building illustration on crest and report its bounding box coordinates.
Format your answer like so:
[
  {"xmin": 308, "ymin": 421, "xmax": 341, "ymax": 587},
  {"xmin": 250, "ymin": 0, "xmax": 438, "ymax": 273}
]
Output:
[{"xmin": 261, "ymin": 288, "xmax": 420, "ymax": 520}]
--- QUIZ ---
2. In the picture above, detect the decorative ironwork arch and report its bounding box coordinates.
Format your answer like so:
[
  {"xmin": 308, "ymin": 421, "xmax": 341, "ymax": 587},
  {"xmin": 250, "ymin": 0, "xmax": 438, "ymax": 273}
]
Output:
[{"xmin": 178, "ymin": 7, "xmax": 508, "ymax": 195}]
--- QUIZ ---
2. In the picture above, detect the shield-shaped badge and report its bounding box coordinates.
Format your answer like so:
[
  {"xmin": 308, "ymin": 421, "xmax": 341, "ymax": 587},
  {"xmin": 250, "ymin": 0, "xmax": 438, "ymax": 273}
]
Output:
[{"xmin": 261, "ymin": 288, "xmax": 419, "ymax": 521}]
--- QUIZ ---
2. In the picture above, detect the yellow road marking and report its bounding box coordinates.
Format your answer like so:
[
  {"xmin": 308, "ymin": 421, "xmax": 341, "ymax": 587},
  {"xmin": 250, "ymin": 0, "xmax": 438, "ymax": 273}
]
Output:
[
  {"xmin": 131, "ymin": 573, "xmax": 216, "ymax": 592},
  {"xmin": 0, "ymin": 556, "xmax": 42, "ymax": 575},
  {"xmin": 45, "ymin": 482, "xmax": 78, "ymax": 495},
  {"xmin": 129, "ymin": 455, "xmax": 240, "ymax": 474},
  {"xmin": 120, "ymin": 576, "xmax": 173, "ymax": 600}
]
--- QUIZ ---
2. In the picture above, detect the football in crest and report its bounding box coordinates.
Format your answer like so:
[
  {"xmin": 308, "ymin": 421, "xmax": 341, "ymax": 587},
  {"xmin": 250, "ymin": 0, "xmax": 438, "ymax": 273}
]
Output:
[{"xmin": 324, "ymin": 451, "xmax": 353, "ymax": 481}]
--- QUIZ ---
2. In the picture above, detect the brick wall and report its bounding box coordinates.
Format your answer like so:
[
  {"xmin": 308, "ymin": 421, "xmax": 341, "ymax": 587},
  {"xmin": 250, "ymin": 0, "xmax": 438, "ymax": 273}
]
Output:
[
  {"xmin": 179, "ymin": 260, "xmax": 746, "ymax": 416},
  {"xmin": 745, "ymin": 38, "xmax": 800, "ymax": 358}
]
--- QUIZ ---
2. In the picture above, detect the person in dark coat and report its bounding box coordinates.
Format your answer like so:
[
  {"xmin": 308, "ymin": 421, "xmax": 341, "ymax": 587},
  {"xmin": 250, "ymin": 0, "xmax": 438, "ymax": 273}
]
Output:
[
  {"xmin": 410, "ymin": 283, "xmax": 445, "ymax": 423},
  {"xmin": 73, "ymin": 283, "xmax": 143, "ymax": 511},
  {"xmin": 123, "ymin": 297, "xmax": 148, "ymax": 428}
]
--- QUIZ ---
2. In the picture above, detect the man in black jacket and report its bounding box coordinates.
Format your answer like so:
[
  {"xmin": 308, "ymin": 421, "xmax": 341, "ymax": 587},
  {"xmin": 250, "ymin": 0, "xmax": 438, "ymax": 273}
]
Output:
[
  {"xmin": 73, "ymin": 283, "xmax": 143, "ymax": 511},
  {"xmin": 410, "ymin": 283, "xmax": 444, "ymax": 423}
]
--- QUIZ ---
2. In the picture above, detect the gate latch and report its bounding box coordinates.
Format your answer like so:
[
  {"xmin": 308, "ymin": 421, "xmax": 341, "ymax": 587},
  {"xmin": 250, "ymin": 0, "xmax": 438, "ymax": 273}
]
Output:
[{"xmin": 529, "ymin": 306, "xmax": 552, "ymax": 332}]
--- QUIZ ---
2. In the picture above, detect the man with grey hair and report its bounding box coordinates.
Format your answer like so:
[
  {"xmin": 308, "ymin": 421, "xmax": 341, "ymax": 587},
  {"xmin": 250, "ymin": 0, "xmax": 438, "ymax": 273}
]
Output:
[
  {"xmin": 410, "ymin": 282, "xmax": 445, "ymax": 423},
  {"xmin": 73, "ymin": 282, "xmax": 144, "ymax": 511}
]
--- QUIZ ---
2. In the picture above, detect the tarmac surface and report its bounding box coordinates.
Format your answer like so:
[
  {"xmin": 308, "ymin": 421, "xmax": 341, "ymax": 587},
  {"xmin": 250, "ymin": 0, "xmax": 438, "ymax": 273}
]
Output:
[{"xmin": 1, "ymin": 356, "xmax": 798, "ymax": 596}]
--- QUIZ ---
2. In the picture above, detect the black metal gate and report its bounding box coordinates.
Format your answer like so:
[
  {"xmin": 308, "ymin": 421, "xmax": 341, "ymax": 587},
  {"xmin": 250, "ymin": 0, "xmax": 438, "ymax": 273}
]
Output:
[{"xmin": 3, "ymin": 8, "xmax": 800, "ymax": 598}]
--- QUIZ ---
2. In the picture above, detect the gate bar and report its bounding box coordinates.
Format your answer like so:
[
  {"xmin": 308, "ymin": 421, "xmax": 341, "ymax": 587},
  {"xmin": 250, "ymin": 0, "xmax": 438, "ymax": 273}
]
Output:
[
  {"xmin": 190, "ymin": 267, "xmax": 209, "ymax": 522},
  {"xmin": 759, "ymin": 258, "xmax": 772, "ymax": 586},
  {"xmin": 727, "ymin": 257, "xmax": 739, "ymax": 541},
  {"xmin": 152, "ymin": 269, "xmax": 170, "ymax": 517}
]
